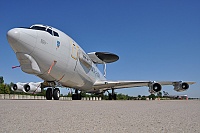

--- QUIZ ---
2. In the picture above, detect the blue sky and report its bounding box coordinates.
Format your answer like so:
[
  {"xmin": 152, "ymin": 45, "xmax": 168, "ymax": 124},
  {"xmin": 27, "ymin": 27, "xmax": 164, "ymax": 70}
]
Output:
[{"xmin": 1, "ymin": 0, "xmax": 199, "ymax": 97}]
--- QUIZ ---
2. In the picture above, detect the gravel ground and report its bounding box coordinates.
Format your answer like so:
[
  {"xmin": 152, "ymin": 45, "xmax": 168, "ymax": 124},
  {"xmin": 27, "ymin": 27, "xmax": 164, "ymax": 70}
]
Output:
[{"xmin": 0, "ymin": 100, "xmax": 200, "ymax": 133}]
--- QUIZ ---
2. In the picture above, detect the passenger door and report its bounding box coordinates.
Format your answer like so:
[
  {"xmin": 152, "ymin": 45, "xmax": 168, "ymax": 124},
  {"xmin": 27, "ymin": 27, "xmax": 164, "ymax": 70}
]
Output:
[{"xmin": 71, "ymin": 41, "xmax": 79, "ymax": 71}]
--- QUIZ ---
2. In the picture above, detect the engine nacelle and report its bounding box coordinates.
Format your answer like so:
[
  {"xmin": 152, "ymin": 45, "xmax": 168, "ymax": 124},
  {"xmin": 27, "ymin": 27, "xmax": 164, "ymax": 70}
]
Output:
[
  {"xmin": 12, "ymin": 82, "xmax": 27, "ymax": 92},
  {"xmin": 148, "ymin": 82, "xmax": 162, "ymax": 94},
  {"xmin": 12, "ymin": 82, "xmax": 42, "ymax": 94},
  {"xmin": 173, "ymin": 82, "xmax": 189, "ymax": 92}
]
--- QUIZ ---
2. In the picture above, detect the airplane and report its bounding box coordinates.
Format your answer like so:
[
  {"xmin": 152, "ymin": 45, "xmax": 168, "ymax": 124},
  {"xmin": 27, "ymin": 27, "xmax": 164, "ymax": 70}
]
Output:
[
  {"xmin": 163, "ymin": 91, "xmax": 188, "ymax": 99},
  {"xmin": 6, "ymin": 24, "xmax": 195, "ymax": 100}
]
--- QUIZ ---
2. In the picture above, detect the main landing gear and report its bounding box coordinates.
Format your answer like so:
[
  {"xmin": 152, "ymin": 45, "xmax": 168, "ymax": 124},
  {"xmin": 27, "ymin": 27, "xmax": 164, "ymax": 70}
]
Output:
[
  {"xmin": 108, "ymin": 88, "xmax": 117, "ymax": 100},
  {"xmin": 46, "ymin": 88, "xmax": 60, "ymax": 100},
  {"xmin": 72, "ymin": 89, "xmax": 82, "ymax": 100}
]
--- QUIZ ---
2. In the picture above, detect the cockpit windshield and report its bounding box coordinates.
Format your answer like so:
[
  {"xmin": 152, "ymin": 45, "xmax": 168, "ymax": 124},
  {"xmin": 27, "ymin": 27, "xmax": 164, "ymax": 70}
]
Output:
[
  {"xmin": 29, "ymin": 25, "xmax": 59, "ymax": 37},
  {"xmin": 30, "ymin": 26, "xmax": 46, "ymax": 31}
]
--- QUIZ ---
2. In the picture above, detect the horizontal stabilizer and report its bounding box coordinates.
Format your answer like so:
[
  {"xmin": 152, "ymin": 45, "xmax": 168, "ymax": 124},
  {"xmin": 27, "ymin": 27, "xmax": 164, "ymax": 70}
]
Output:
[{"xmin": 87, "ymin": 52, "xmax": 119, "ymax": 64}]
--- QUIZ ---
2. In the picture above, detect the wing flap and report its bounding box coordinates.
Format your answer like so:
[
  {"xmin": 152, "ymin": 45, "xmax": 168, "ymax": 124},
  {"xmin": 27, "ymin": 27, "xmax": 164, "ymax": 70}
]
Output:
[{"xmin": 93, "ymin": 80, "xmax": 150, "ymax": 91}]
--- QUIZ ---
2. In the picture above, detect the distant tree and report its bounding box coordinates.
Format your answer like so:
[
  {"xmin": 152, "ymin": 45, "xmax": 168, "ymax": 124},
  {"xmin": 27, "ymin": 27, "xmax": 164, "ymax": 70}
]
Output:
[
  {"xmin": 0, "ymin": 77, "xmax": 12, "ymax": 94},
  {"xmin": 90, "ymin": 93, "xmax": 97, "ymax": 97},
  {"xmin": 117, "ymin": 93, "xmax": 129, "ymax": 100},
  {"xmin": 128, "ymin": 96, "xmax": 135, "ymax": 100},
  {"xmin": 132, "ymin": 97, "xmax": 138, "ymax": 100},
  {"xmin": 0, "ymin": 76, "xmax": 4, "ymax": 84},
  {"xmin": 67, "ymin": 92, "xmax": 72, "ymax": 97},
  {"xmin": 0, "ymin": 84, "xmax": 3, "ymax": 93},
  {"xmin": 6, "ymin": 84, "xmax": 11, "ymax": 94},
  {"xmin": 157, "ymin": 92, "xmax": 162, "ymax": 98},
  {"xmin": 0, "ymin": 84, "xmax": 11, "ymax": 94},
  {"xmin": 10, "ymin": 82, "xmax": 14, "ymax": 87},
  {"xmin": 102, "ymin": 93, "xmax": 108, "ymax": 100},
  {"xmin": 40, "ymin": 89, "xmax": 46, "ymax": 96},
  {"xmin": 149, "ymin": 94, "xmax": 156, "ymax": 100},
  {"xmin": 141, "ymin": 95, "xmax": 146, "ymax": 100},
  {"xmin": 81, "ymin": 92, "xmax": 87, "ymax": 97},
  {"xmin": 138, "ymin": 95, "xmax": 141, "ymax": 100}
]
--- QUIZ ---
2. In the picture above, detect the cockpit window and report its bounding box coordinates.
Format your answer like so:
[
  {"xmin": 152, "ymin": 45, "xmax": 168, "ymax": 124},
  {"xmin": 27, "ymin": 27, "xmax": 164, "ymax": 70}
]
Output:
[
  {"xmin": 30, "ymin": 26, "xmax": 46, "ymax": 31},
  {"xmin": 53, "ymin": 31, "xmax": 59, "ymax": 37},
  {"xmin": 30, "ymin": 25, "xmax": 59, "ymax": 37},
  {"xmin": 47, "ymin": 28, "xmax": 53, "ymax": 35}
]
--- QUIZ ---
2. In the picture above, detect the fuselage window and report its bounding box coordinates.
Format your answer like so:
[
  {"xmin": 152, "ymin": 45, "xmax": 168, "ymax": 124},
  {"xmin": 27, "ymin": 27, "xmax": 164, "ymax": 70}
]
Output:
[
  {"xmin": 53, "ymin": 31, "xmax": 59, "ymax": 37},
  {"xmin": 47, "ymin": 28, "xmax": 53, "ymax": 35}
]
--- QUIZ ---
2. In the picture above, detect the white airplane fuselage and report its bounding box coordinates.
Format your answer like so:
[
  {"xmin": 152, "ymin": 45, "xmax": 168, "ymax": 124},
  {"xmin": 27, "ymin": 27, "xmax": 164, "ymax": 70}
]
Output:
[
  {"xmin": 7, "ymin": 24, "xmax": 195, "ymax": 100},
  {"xmin": 7, "ymin": 25, "xmax": 105, "ymax": 93}
]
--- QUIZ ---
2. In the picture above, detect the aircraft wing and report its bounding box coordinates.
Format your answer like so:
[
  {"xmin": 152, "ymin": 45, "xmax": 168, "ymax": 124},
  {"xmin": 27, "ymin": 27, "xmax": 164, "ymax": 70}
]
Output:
[{"xmin": 93, "ymin": 80, "xmax": 195, "ymax": 92}]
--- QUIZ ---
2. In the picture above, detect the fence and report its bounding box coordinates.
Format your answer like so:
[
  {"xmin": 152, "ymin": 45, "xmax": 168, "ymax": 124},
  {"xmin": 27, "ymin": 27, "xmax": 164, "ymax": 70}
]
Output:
[{"xmin": 0, "ymin": 94, "xmax": 102, "ymax": 101}]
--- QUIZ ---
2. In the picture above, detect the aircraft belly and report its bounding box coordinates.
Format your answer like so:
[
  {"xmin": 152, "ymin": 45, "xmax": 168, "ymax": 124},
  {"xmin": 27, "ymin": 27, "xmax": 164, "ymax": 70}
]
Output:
[
  {"xmin": 58, "ymin": 59, "xmax": 95, "ymax": 90},
  {"xmin": 70, "ymin": 60, "xmax": 96, "ymax": 91}
]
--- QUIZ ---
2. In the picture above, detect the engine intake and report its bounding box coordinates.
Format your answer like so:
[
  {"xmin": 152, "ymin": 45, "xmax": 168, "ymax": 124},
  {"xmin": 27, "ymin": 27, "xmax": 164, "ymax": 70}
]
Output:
[
  {"xmin": 24, "ymin": 84, "xmax": 31, "ymax": 92},
  {"xmin": 174, "ymin": 82, "xmax": 189, "ymax": 92},
  {"xmin": 149, "ymin": 82, "xmax": 162, "ymax": 94},
  {"xmin": 12, "ymin": 84, "xmax": 18, "ymax": 91}
]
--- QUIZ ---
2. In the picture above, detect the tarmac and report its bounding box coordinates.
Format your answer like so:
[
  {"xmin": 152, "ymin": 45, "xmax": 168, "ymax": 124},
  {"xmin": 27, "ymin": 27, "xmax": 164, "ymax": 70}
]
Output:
[{"xmin": 0, "ymin": 100, "xmax": 200, "ymax": 133}]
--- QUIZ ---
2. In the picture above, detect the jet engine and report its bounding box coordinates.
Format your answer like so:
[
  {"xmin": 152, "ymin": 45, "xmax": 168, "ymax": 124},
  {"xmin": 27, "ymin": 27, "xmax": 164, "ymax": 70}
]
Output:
[
  {"xmin": 12, "ymin": 82, "xmax": 27, "ymax": 92},
  {"xmin": 12, "ymin": 82, "xmax": 42, "ymax": 93},
  {"xmin": 148, "ymin": 82, "xmax": 162, "ymax": 94},
  {"xmin": 173, "ymin": 82, "xmax": 189, "ymax": 92},
  {"xmin": 23, "ymin": 82, "xmax": 42, "ymax": 93}
]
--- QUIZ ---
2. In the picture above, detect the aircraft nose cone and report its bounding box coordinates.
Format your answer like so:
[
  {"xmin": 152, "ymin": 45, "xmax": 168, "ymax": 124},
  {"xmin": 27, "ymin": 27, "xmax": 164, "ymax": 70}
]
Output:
[{"xmin": 7, "ymin": 28, "xmax": 20, "ymax": 44}]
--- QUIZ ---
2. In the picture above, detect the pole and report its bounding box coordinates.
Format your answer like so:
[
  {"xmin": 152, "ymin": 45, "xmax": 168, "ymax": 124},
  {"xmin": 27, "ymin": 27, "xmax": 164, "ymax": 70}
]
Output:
[
  {"xmin": 103, "ymin": 62, "xmax": 106, "ymax": 78},
  {"xmin": 4, "ymin": 84, "xmax": 5, "ymax": 99}
]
